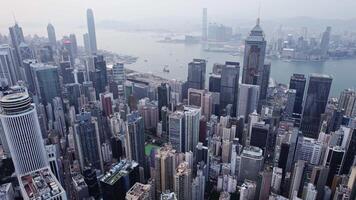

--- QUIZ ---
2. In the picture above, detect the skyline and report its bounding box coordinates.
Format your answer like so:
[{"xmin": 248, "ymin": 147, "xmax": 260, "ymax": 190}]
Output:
[{"xmin": 1, "ymin": 0, "xmax": 356, "ymax": 34}]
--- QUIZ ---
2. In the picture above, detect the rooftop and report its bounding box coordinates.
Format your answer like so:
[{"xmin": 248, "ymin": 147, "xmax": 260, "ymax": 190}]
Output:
[
  {"xmin": 126, "ymin": 182, "xmax": 151, "ymax": 200},
  {"xmin": 100, "ymin": 160, "xmax": 138, "ymax": 185},
  {"xmin": 20, "ymin": 168, "xmax": 63, "ymax": 200}
]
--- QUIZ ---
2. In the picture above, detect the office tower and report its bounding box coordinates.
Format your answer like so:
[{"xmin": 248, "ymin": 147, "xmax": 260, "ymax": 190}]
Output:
[
  {"xmin": 83, "ymin": 166, "xmax": 100, "ymax": 198},
  {"xmin": 240, "ymin": 180, "xmax": 257, "ymax": 200},
  {"xmin": 284, "ymin": 89, "xmax": 296, "ymax": 118},
  {"xmin": 250, "ymin": 122, "xmax": 269, "ymax": 153},
  {"xmin": 46, "ymin": 144, "xmax": 62, "ymax": 183},
  {"xmin": 86, "ymin": 8, "xmax": 97, "ymax": 53},
  {"xmin": 138, "ymin": 99, "xmax": 158, "ymax": 130},
  {"xmin": 192, "ymin": 169, "xmax": 205, "ymax": 200},
  {"xmin": 238, "ymin": 146, "xmax": 264, "ymax": 182},
  {"xmin": 0, "ymin": 90, "xmax": 49, "ymax": 175},
  {"xmin": 237, "ymin": 83, "xmax": 260, "ymax": 120},
  {"xmin": 297, "ymin": 137, "xmax": 324, "ymax": 165},
  {"xmin": 112, "ymin": 63, "xmax": 126, "ymax": 99},
  {"xmin": 341, "ymin": 129, "xmax": 356, "ymax": 174},
  {"xmin": 184, "ymin": 106, "xmax": 201, "ymax": 153},
  {"xmin": 47, "ymin": 23, "xmax": 57, "ymax": 47},
  {"xmin": 301, "ymin": 74, "xmax": 332, "ymax": 138},
  {"xmin": 74, "ymin": 111, "xmax": 103, "ymax": 171},
  {"xmin": 90, "ymin": 55, "xmax": 107, "ymax": 97},
  {"xmin": 338, "ymin": 89, "xmax": 356, "ymax": 117},
  {"xmin": 220, "ymin": 62, "xmax": 240, "ymax": 116},
  {"xmin": 100, "ymin": 92, "xmax": 114, "ymax": 117},
  {"xmin": 174, "ymin": 162, "xmax": 192, "ymax": 200},
  {"xmin": 158, "ymin": 83, "xmax": 171, "ymax": 120},
  {"xmin": 187, "ymin": 88, "xmax": 212, "ymax": 118},
  {"xmin": 289, "ymin": 74, "xmax": 306, "ymax": 116},
  {"xmin": 187, "ymin": 59, "xmax": 206, "ymax": 90},
  {"xmin": 126, "ymin": 111, "xmax": 145, "ymax": 167},
  {"xmin": 126, "ymin": 182, "xmax": 153, "ymax": 200},
  {"xmin": 242, "ymin": 18, "xmax": 266, "ymax": 87},
  {"xmin": 69, "ymin": 34, "xmax": 78, "ymax": 58},
  {"xmin": 72, "ymin": 174, "xmax": 90, "ymax": 199},
  {"xmin": 310, "ymin": 166, "xmax": 329, "ymax": 200},
  {"xmin": 208, "ymin": 73, "xmax": 221, "ymax": 93},
  {"xmin": 259, "ymin": 63, "xmax": 271, "ymax": 105},
  {"xmin": 100, "ymin": 160, "xmax": 140, "ymax": 200},
  {"xmin": 169, "ymin": 111, "xmax": 185, "ymax": 152},
  {"xmin": 289, "ymin": 160, "xmax": 306, "ymax": 199},
  {"xmin": 19, "ymin": 168, "xmax": 67, "ymax": 200},
  {"xmin": 271, "ymin": 167, "xmax": 283, "ymax": 194},
  {"xmin": 9, "ymin": 23, "xmax": 25, "ymax": 65},
  {"xmin": 323, "ymin": 146, "xmax": 345, "ymax": 186},
  {"xmin": 154, "ymin": 145, "xmax": 177, "ymax": 195},
  {"xmin": 66, "ymin": 83, "xmax": 81, "ymax": 112},
  {"xmin": 320, "ymin": 26, "xmax": 331, "ymax": 58},
  {"xmin": 202, "ymin": 8, "xmax": 207, "ymax": 41},
  {"xmin": 0, "ymin": 44, "xmax": 18, "ymax": 85},
  {"xmin": 31, "ymin": 63, "xmax": 61, "ymax": 106},
  {"xmin": 83, "ymin": 33, "xmax": 91, "ymax": 55}
]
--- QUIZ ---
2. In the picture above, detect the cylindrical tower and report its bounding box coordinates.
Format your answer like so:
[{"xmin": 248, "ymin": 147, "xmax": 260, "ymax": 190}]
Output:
[{"xmin": 0, "ymin": 92, "xmax": 48, "ymax": 175}]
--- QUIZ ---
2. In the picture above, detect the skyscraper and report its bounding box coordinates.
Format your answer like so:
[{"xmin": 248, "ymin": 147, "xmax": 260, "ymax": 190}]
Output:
[
  {"xmin": 74, "ymin": 110, "xmax": 103, "ymax": 171},
  {"xmin": 184, "ymin": 106, "xmax": 201, "ymax": 153},
  {"xmin": 202, "ymin": 8, "xmax": 207, "ymax": 41},
  {"xmin": 0, "ymin": 44, "xmax": 18, "ymax": 85},
  {"xmin": 320, "ymin": 26, "xmax": 331, "ymax": 58},
  {"xmin": 0, "ymin": 90, "xmax": 48, "ymax": 175},
  {"xmin": 86, "ymin": 9, "xmax": 97, "ymax": 54},
  {"xmin": 187, "ymin": 59, "xmax": 206, "ymax": 90},
  {"xmin": 220, "ymin": 62, "xmax": 240, "ymax": 117},
  {"xmin": 174, "ymin": 162, "xmax": 192, "ymax": 200},
  {"xmin": 9, "ymin": 23, "xmax": 25, "ymax": 66},
  {"xmin": 158, "ymin": 83, "xmax": 171, "ymax": 120},
  {"xmin": 242, "ymin": 18, "xmax": 266, "ymax": 86},
  {"xmin": 47, "ymin": 23, "xmax": 57, "ymax": 47},
  {"xmin": 126, "ymin": 111, "xmax": 145, "ymax": 167},
  {"xmin": 169, "ymin": 111, "xmax": 185, "ymax": 152},
  {"xmin": 112, "ymin": 63, "xmax": 126, "ymax": 99},
  {"xmin": 238, "ymin": 146, "xmax": 264, "ymax": 182},
  {"xmin": 300, "ymin": 74, "xmax": 332, "ymax": 138},
  {"xmin": 289, "ymin": 74, "xmax": 306, "ymax": 116},
  {"xmin": 237, "ymin": 83, "xmax": 260, "ymax": 120},
  {"xmin": 323, "ymin": 146, "xmax": 345, "ymax": 186}
]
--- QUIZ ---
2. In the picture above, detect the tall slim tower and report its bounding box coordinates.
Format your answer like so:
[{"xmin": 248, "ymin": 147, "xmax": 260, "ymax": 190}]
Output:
[
  {"xmin": 220, "ymin": 61, "xmax": 240, "ymax": 117},
  {"xmin": 187, "ymin": 59, "xmax": 206, "ymax": 90},
  {"xmin": 9, "ymin": 23, "xmax": 25, "ymax": 66},
  {"xmin": 0, "ymin": 90, "xmax": 48, "ymax": 175},
  {"xmin": 87, "ymin": 9, "xmax": 98, "ymax": 54},
  {"xmin": 202, "ymin": 8, "xmax": 208, "ymax": 41},
  {"xmin": 47, "ymin": 23, "xmax": 57, "ymax": 47},
  {"xmin": 289, "ymin": 74, "xmax": 306, "ymax": 116},
  {"xmin": 320, "ymin": 26, "xmax": 331, "ymax": 58},
  {"xmin": 300, "ymin": 74, "xmax": 332, "ymax": 138}
]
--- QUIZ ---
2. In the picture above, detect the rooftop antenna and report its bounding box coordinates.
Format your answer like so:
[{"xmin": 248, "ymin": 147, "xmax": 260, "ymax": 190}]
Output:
[
  {"xmin": 12, "ymin": 11, "xmax": 17, "ymax": 24},
  {"xmin": 257, "ymin": 0, "xmax": 261, "ymax": 25}
]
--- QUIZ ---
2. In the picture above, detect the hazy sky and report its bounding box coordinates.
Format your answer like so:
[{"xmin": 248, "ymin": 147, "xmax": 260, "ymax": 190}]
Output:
[{"xmin": 0, "ymin": 0, "xmax": 355, "ymax": 34}]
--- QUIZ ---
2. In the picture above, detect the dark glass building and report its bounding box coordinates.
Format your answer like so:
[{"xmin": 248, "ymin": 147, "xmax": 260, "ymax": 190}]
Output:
[
  {"xmin": 300, "ymin": 74, "xmax": 332, "ymax": 138},
  {"xmin": 187, "ymin": 59, "xmax": 206, "ymax": 90},
  {"xmin": 289, "ymin": 74, "xmax": 306, "ymax": 116},
  {"xmin": 158, "ymin": 83, "xmax": 171, "ymax": 120},
  {"xmin": 220, "ymin": 61, "xmax": 240, "ymax": 117}
]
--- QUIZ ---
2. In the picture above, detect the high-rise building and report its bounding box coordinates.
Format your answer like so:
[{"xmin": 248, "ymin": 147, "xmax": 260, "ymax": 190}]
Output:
[
  {"xmin": 242, "ymin": 18, "xmax": 266, "ymax": 87},
  {"xmin": 126, "ymin": 111, "xmax": 145, "ymax": 167},
  {"xmin": 289, "ymin": 74, "xmax": 306, "ymax": 116},
  {"xmin": 320, "ymin": 26, "xmax": 331, "ymax": 58},
  {"xmin": 112, "ymin": 63, "xmax": 126, "ymax": 99},
  {"xmin": 174, "ymin": 162, "xmax": 192, "ymax": 200},
  {"xmin": 338, "ymin": 89, "xmax": 356, "ymax": 117},
  {"xmin": 169, "ymin": 111, "xmax": 185, "ymax": 152},
  {"xmin": 220, "ymin": 62, "xmax": 240, "ymax": 116},
  {"xmin": 31, "ymin": 63, "xmax": 61, "ymax": 106},
  {"xmin": 86, "ymin": 8, "xmax": 97, "ymax": 54},
  {"xmin": 284, "ymin": 89, "xmax": 296, "ymax": 118},
  {"xmin": 323, "ymin": 146, "xmax": 345, "ymax": 186},
  {"xmin": 69, "ymin": 33, "xmax": 78, "ymax": 58},
  {"xmin": 83, "ymin": 33, "xmax": 91, "ymax": 55},
  {"xmin": 192, "ymin": 169, "xmax": 205, "ymax": 200},
  {"xmin": 202, "ymin": 8, "xmax": 207, "ymax": 41},
  {"xmin": 74, "ymin": 110, "xmax": 103, "ymax": 171},
  {"xmin": 100, "ymin": 160, "xmax": 140, "ymax": 200},
  {"xmin": 47, "ymin": 23, "xmax": 57, "ymax": 47},
  {"xmin": 187, "ymin": 59, "xmax": 206, "ymax": 90},
  {"xmin": 72, "ymin": 173, "xmax": 90, "ymax": 200},
  {"xmin": 250, "ymin": 122, "xmax": 269, "ymax": 153},
  {"xmin": 184, "ymin": 106, "xmax": 201, "ymax": 153},
  {"xmin": 238, "ymin": 146, "xmax": 264, "ymax": 182},
  {"xmin": 301, "ymin": 74, "xmax": 332, "ymax": 138},
  {"xmin": 289, "ymin": 160, "xmax": 306, "ymax": 199},
  {"xmin": 9, "ymin": 23, "xmax": 25, "ymax": 66},
  {"xmin": 271, "ymin": 167, "xmax": 283, "ymax": 194},
  {"xmin": 126, "ymin": 182, "xmax": 153, "ymax": 200},
  {"xmin": 240, "ymin": 180, "xmax": 257, "ymax": 200},
  {"xmin": 158, "ymin": 83, "xmax": 171, "ymax": 120},
  {"xmin": 0, "ymin": 44, "xmax": 18, "ymax": 85},
  {"xmin": 303, "ymin": 183, "xmax": 317, "ymax": 200},
  {"xmin": 341, "ymin": 129, "xmax": 356, "ymax": 174},
  {"xmin": 208, "ymin": 73, "xmax": 221, "ymax": 93},
  {"xmin": 90, "ymin": 55, "xmax": 107, "ymax": 98},
  {"xmin": 0, "ymin": 90, "xmax": 48, "ymax": 175},
  {"xmin": 154, "ymin": 144, "xmax": 177, "ymax": 197},
  {"xmin": 237, "ymin": 83, "xmax": 260, "ymax": 120}
]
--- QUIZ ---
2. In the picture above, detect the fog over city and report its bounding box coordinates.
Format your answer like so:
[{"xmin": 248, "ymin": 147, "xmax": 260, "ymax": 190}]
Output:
[{"xmin": 1, "ymin": 0, "xmax": 356, "ymax": 35}]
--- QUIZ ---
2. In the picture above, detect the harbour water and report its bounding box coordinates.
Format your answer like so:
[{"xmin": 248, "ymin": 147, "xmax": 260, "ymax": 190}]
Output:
[{"xmin": 97, "ymin": 30, "xmax": 356, "ymax": 97}]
